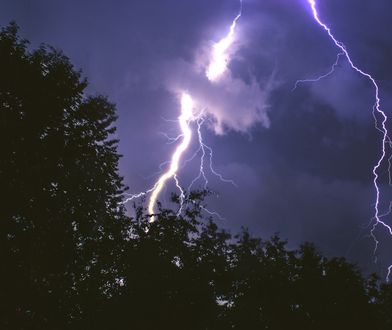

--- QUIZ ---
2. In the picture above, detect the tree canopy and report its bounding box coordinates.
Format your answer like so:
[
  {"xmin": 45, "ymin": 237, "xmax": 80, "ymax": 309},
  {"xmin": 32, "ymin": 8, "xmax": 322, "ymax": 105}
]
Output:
[
  {"xmin": 1, "ymin": 23, "xmax": 392, "ymax": 330},
  {"xmin": 0, "ymin": 23, "xmax": 129, "ymax": 328}
]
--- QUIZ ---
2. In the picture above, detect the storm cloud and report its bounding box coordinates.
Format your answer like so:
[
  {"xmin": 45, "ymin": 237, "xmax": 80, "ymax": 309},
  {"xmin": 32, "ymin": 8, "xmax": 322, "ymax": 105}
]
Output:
[{"xmin": 2, "ymin": 0, "xmax": 392, "ymax": 275}]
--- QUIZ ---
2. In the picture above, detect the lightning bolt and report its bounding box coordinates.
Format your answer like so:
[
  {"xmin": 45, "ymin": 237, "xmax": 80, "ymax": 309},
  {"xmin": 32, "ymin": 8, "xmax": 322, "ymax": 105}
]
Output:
[
  {"xmin": 147, "ymin": 93, "xmax": 195, "ymax": 220},
  {"xmin": 303, "ymin": 0, "xmax": 392, "ymax": 280},
  {"xmin": 124, "ymin": 0, "xmax": 242, "ymax": 222},
  {"xmin": 123, "ymin": 93, "xmax": 196, "ymax": 222},
  {"xmin": 292, "ymin": 51, "xmax": 344, "ymax": 91},
  {"xmin": 206, "ymin": 0, "xmax": 242, "ymax": 82}
]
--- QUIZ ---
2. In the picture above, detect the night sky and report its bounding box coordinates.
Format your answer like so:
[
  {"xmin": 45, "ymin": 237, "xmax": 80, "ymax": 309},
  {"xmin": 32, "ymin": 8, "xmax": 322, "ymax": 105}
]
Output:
[{"xmin": 2, "ymin": 0, "xmax": 392, "ymax": 276}]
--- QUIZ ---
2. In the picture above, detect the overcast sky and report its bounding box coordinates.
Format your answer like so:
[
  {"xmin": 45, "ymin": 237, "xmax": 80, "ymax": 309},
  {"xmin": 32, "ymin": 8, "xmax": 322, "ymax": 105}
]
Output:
[{"xmin": 2, "ymin": 0, "xmax": 392, "ymax": 276}]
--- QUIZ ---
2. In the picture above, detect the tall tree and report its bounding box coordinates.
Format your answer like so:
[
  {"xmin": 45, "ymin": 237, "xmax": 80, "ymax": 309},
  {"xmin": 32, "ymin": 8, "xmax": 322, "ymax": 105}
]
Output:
[{"xmin": 0, "ymin": 23, "xmax": 128, "ymax": 329}]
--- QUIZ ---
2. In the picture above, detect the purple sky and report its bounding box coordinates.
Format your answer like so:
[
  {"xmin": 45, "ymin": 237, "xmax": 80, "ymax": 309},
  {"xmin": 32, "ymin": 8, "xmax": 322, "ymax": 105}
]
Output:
[{"xmin": 2, "ymin": 0, "xmax": 392, "ymax": 276}]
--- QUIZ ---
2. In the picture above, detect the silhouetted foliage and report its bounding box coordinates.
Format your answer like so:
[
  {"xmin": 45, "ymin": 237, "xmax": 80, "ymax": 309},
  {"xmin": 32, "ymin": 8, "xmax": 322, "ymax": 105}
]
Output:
[
  {"xmin": 0, "ymin": 23, "xmax": 129, "ymax": 329},
  {"xmin": 2, "ymin": 24, "xmax": 392, "ymax": 330}
]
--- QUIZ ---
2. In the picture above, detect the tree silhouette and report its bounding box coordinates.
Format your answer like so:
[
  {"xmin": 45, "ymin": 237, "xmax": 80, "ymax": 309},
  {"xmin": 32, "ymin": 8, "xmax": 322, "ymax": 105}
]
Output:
[{"xmin": 0, "ymin": 23, "xmax": 129, "ymax": 329}]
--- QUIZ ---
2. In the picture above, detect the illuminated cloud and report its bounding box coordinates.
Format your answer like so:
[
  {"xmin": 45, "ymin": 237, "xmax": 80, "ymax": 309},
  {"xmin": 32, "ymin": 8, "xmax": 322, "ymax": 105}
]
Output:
[{"xmin": 162, "ymin": 55, "xmax": 275, "ymax": 135}]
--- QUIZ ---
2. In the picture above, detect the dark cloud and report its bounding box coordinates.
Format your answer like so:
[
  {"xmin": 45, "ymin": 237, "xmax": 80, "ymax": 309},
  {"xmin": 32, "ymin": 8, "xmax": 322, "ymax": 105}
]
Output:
[{"xmin": 2, "ymin": 0, "xmax": 392, "ymax": 275}]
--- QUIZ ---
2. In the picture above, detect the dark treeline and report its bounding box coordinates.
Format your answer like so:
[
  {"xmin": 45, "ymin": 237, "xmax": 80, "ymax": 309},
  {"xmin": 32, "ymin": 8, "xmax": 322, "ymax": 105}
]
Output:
[{"xmin": 1, "ymin": 24, "xmax": 392, "ymax": 330}]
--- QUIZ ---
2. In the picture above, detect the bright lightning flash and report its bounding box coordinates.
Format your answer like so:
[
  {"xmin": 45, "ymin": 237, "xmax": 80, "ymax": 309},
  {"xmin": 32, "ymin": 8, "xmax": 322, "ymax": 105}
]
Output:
[
  {"xmin": 206, "ymin": 0, "xmax": 242, "ymax": 82},
  {"xmin": 302, "ymin": 0, "xmax": 392, "ymax": 280},
  {"xmin": 146, "ymin": 93, "xmax": 195, "ymax": 220},
  {"xmin": 123, "ymin": 93, "xmax": 197, "ymax": 222},
  {"xmin": 124, "ymin": 2, "xmax": 242, "ymax": 222}
]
